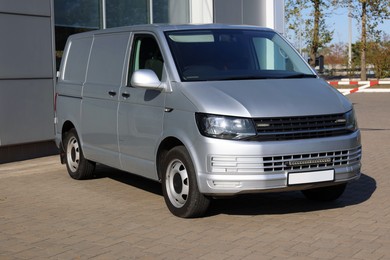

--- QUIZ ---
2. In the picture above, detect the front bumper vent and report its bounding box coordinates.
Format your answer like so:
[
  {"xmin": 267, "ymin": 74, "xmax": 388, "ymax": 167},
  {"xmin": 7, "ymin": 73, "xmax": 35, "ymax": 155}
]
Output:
[
  {"xmin": 210, "ymin": 147, "xmax": 362, "ymax": 174},
  {"xmin": 262, "ymin": 147, "xmax": 361, "ymax": 172}
]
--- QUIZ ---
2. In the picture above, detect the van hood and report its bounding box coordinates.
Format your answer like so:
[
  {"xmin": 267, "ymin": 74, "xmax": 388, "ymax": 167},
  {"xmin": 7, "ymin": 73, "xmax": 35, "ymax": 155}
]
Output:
[{"xmin": 179, "ymin": 78, "xmax": 352, "ymax": 118}]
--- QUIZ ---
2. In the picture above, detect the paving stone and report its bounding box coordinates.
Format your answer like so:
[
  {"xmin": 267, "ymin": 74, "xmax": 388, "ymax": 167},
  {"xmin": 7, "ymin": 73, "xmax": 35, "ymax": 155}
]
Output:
[{"xmin": 0, "ymin": 93, "xmax": 389, "ymax": 259}]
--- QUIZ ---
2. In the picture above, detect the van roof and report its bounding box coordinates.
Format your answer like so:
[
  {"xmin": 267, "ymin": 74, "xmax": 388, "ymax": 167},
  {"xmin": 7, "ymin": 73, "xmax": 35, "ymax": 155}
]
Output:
[{"xmin": 68, "ymin": 24, "xmax": 274, "ymax": 39}]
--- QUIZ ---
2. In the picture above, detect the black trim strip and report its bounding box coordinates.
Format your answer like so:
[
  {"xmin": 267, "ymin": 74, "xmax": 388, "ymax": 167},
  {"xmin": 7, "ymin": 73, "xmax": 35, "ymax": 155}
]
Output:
[
  {"xmin": 0, "ymin": 77, "xmax": 54, "ymax": 81},
  {"xmin": 0, "ymin": 11, "xmax": 50, "ymax": 18},
  {"xmin": 57, "ymin": 94, "xmax": 82, "ymax": 99}
]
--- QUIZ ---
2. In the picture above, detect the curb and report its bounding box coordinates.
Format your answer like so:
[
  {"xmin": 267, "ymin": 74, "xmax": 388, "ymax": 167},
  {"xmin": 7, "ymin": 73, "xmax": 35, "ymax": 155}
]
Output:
[
  {"xmin": 327, "ymin": 80, "xmax": 390, "ymax": 95},
  {"xmin": 327, "ymin": 80, "xmax": 390, "ymax": 86},
  {"xmin": 337, "ymin": 89, "xmax": 390, "ymax": 95}
]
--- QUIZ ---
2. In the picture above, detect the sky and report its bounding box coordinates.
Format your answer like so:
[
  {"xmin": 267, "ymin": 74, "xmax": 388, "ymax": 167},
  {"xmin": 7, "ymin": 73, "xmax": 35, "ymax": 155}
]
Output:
[{"xmin": 328, "ymin": 6, "xmax": 390, "ymax": 44}]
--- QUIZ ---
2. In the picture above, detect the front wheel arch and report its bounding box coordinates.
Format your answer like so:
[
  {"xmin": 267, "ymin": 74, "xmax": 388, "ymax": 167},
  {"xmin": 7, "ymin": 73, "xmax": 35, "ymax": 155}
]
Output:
[{"xmin": 156, "ymin": 137, "xmax": 184, "ymax": 180}]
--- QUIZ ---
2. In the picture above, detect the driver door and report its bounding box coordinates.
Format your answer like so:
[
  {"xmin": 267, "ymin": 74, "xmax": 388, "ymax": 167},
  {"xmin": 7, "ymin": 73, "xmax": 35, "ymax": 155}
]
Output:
[{"xmin": 118, "ymin": 34, "xmax": 166, "ymax": 180}]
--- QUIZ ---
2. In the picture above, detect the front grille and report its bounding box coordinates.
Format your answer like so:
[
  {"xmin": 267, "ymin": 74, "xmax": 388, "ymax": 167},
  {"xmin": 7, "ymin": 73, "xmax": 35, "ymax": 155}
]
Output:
[
  {"xmin": 209, "ymin": 147, "xmax": 362, "ymax": 174},
  {"xmin": 253, "ymin": 114, "xmax": 351, "ymax": 141},
  {"xmin": 262, "ymin": 147, "xmax": 361, "ymax": 172}
]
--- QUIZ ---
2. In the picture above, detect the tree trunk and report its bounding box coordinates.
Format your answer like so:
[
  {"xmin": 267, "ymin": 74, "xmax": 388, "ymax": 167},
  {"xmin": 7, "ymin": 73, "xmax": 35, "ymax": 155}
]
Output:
[
  {"xmin": 360, "ymin": 0, "xmax": 367, "ymax": 80},
  {"xmin": 309, "ymin": 0, "xmax": 321, "ymax": 68}
]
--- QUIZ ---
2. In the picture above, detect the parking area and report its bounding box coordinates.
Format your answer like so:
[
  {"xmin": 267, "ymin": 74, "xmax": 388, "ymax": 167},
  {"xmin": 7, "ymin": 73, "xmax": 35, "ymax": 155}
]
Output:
[{"xmin": 1, "ymin": 93, "xmax": 389, "ymax": 259}]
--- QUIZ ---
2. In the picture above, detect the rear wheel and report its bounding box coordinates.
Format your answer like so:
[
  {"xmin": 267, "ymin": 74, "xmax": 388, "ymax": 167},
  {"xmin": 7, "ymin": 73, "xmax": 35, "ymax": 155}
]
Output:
[
  {"xmin": 161, "ymin": 146, "xmax": 210, "ymax": 218},
  {"xmin": 302, "ymin": 183, "xmax": 347, "ymax": 201},
  {"xmin": 64, "ymin": 129, "xmax": 95, "ymax": 180}
]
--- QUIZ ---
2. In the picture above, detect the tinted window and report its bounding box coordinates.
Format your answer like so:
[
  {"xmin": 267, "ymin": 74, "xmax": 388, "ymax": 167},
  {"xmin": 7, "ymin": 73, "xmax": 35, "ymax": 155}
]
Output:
[
  {"xmin": 63, "ymin": 37, "xmax": 92, "ymax": 83},
  {"xmin": 86, "ymin": 33, "xmax": 129, "ymax": 86},
  {"xmin": 129, "ymin": 35, "xmax": 164, "ymax": 82}
]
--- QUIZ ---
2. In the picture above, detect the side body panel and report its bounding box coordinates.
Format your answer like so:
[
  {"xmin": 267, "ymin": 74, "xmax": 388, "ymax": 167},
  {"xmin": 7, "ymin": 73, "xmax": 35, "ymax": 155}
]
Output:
[
  {"xmin": 81, "ymin": 32, "xmax": 131, "ymax": 168},
  {"xmin": 118, "ymin": 87, "xmax": 165, "ymax": 179},
  {"xmin": 55, "ymin": 36, "xmax": 93, "ymax": 147}
]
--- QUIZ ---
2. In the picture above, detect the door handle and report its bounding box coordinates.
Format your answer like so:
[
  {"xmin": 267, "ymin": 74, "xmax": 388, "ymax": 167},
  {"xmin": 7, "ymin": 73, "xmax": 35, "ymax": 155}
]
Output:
[
  {"xmin": 122, "ymin": 92, "xmax": 130, "ymax": 98},
  {"xmin": 108, "ymin": 91, "xmax": 116, "ymax": 97}
]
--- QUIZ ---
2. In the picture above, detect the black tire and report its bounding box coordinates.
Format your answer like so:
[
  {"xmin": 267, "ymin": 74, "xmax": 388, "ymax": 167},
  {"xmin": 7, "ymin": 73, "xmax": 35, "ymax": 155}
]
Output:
[
  {"xmin": 161, "ymin": 146, "xmax": 210, "ymax": 218},
  {"xmin": 64, "ymin": 129, "xmax": 95, "ymax": 180},
  {"xmin": 302, "ymin": 183, "xmax": 347, "ymax": 201}
]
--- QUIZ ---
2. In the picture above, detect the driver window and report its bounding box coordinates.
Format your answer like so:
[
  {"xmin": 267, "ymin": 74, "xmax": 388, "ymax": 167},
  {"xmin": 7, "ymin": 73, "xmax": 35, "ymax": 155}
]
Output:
[
  {"xmin": 253, "ymin": 38, "xmax": 290, "ymax": 71},
  {"xmin": 129, "ymin": 35, "xmax": 164, "ymax": 82}
]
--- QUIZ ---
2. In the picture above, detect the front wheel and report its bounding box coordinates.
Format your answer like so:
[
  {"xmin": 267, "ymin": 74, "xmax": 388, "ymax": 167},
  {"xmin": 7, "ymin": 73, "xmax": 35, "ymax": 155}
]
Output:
[
  {"xmin": 64, "ymin": 129, "xmax": 95, "ymax": 180},
  {"xmin": 161, "ymin": 146, "xmax": 210, "ymax": 218},
  {"xmin": 302, "ymin": 183, "xmax": 347, "ymax": 201}
]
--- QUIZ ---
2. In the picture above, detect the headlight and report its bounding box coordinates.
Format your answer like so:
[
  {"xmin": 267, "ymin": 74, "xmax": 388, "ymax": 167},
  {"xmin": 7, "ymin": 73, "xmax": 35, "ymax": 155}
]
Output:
[
  {"xmin": 345, "ymin": 109, "xmax": 358, "ymax": 131},
  {"xmin": 195, "ymin": 113, "xmax": 256, "ymax": 140}
]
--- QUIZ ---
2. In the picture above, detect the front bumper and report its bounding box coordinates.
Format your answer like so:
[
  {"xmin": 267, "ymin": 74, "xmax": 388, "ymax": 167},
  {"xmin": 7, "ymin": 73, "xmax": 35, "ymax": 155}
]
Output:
[
  {"xmin": 198, "ymin": 163, "xmax": 361, "ymax": 195},
  {"xmin": 191, "ymin": 131, "xmax": 361, "ymax": 195}
]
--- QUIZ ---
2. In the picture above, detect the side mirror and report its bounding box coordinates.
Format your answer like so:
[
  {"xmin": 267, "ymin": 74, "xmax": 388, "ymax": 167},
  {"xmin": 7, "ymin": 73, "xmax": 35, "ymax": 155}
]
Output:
[{"xmin": 130, "ymin": 69, "xmax": 163, "ymax": 90}]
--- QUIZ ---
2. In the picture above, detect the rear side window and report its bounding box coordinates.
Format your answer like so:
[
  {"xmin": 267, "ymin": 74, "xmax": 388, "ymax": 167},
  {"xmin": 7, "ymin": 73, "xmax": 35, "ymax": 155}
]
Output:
[
  {"xmin": 86, "ymin": 33, "xmax": 130, "ymax": 86},
  {"xmin": 129, "ymin": 35, "xmax": 164, "ymax": 82},
  {"xmin": 62, "ymin": 37, "xmax": 92, "ymax": 83}
]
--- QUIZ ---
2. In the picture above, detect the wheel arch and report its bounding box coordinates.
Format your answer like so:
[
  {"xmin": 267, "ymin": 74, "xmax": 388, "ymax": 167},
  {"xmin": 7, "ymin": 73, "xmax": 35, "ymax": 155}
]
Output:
[
  {"xmin": 156, "ymin": 137, "xmax": 184, "ymax": 181},
  {"xmin": 58, "ymin": 120, "xmax": 76, "ymax": 164},
  {"xmin": 62, "ymin": 120, "xmax": 76, "ymax": 141}
]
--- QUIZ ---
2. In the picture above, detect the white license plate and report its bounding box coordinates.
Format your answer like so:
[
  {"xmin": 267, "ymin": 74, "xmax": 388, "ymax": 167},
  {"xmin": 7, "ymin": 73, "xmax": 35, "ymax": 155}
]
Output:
[{"xmin": 288, "ymin": 169, "xmax": 335, "ymax": 185}]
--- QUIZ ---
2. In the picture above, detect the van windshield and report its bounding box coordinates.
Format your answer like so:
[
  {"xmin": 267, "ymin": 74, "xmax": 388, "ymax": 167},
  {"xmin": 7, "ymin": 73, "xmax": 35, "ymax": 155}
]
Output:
[{"xmin": 165, "ymin": 29, "xmax": 316, "ymax": 82}]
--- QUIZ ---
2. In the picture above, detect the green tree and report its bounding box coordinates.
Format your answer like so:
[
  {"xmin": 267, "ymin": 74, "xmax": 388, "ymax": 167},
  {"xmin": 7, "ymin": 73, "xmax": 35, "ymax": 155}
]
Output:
[
  {"xmin": 351, "ymin": 41, "xmax": 361, "ymax": 67},
  {"xmin": 320, "ymin": 42, "xmax": 348, "ymax": 75},
  {"xmin": 286, "ymin": 0, "xmax": 334, "ymax": 68},
  {"xmin": 338, "ymin": 0, "xmax": 390, "ymax": 80},
  {"xmin": 366, "ymin": 34, "xmax": 390, "ymax": 79}
]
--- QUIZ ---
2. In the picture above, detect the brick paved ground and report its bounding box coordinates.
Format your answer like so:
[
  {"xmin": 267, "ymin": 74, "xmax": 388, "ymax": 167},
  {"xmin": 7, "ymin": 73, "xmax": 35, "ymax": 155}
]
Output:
[{"xmin": 0, "ymin": 93, "xmax": 389, "ymax": 259}]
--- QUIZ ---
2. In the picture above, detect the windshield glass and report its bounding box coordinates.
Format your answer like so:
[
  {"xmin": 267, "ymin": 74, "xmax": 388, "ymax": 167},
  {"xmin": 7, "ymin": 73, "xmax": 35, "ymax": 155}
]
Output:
[{"xmin": 165, "ymin": 29, "xmax": 315, "ymax": 82}]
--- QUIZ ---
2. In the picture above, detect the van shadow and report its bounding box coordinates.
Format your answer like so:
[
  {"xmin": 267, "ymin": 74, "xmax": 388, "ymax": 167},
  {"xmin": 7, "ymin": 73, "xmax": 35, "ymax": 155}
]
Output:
[
  {"xmin": 93, "ymin": 164, "xmax": 163, "ymax": 196},
  {"xmin": 207, "ymin": 173, "xmax": 376, "ymax": 216},
  {"xmin": 93, "ymin": 165, "xmax": 376, "ymax": 217}
]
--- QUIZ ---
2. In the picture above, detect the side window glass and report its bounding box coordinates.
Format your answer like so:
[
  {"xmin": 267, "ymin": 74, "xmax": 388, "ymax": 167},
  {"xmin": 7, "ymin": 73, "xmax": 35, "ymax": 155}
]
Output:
[
  {"xmin": 129, "ymin": 35, "xmax": 164, "ymax": 83},
  {"xmin": 63, "ymin": 37, "xmax": 92, "ymax": 83}
]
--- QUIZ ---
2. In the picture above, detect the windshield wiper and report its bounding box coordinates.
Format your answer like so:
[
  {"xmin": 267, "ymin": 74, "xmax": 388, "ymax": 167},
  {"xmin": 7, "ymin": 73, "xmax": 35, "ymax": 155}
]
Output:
[
  {"xmin": 219, "ymin": 75, "xmax": 272, "ymax": 81},
  {"xmin": 221, "ymin": 73, "xmax": 317, "ymax": 81},
  {"xmin": 281, "ymin": 73, "xmax": 317, "ymax": 79}
]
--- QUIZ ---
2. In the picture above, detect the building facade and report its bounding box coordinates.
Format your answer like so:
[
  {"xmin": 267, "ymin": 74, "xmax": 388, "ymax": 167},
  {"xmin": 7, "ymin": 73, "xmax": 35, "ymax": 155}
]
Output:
[
  {"xmin": 0, "ymin": 0, "xmax": 57, "ymax": 163},
  {"xmin": 0, "ymin": 0, "xmax": 284, "ymax": 163}
]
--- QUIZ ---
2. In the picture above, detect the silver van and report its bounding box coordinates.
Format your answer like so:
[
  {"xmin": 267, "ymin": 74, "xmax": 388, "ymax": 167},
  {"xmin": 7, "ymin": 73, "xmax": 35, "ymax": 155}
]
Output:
[{"xmin": 55, "ymin": 24, "xmax": 361, "ymax": 218}]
